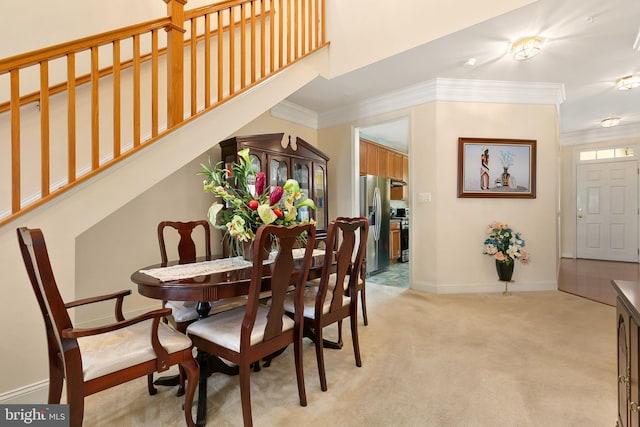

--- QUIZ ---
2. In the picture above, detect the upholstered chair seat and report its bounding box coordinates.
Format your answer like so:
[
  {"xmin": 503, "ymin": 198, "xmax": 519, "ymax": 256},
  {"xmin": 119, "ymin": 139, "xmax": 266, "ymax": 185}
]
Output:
[
  {"xmin": 284, "ymin": 284, "xmax": 350, "ymax": 319},
  {"xmin": 79, "ymin": 319, "xmax": 193, "ymax": 381},
  {"xmin": 187, "ymin": 305, "xmax": 295, "ymax": 353}
]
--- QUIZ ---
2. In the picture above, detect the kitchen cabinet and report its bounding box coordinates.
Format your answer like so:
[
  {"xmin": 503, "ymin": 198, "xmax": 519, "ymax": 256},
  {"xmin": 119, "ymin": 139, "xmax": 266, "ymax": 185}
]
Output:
[
  {"xmin": 360, "ymin": 140, "xmax": 368, "ymax": 174},
  {"xmin": 392, "ymin": 152, "xmax": 403, "ymax": 181},
  {"xmin": 361, "ymin": 138, "xmax": 409, "ymax": 200},
  {"xmin": 365, "ymin": 140, "xmax": 377, "ymax": 176},
  {"xmin": 390, "ymin": 221, "xmax": 401, "ymax": 261},
  {"xmin": 612, "ymin": 280, "xmax": 640, "ymax": 427},
  {"xmin": 360, "ymin": 138, "xmax": 408, "ymax": 178},
  {"xmin": 377, "ymin": 148, "xmax": 389, "ymax": 178},
  {"xmin": 220, "ymin": 133, "xmax": 329, "ymax": 237}
]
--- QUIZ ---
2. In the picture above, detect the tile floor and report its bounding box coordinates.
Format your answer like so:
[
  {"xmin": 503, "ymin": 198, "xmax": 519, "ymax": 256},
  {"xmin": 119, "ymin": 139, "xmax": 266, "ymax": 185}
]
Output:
[{"xmin": 366, "ymin": 261, "xmax": 409, "ymax": 288}]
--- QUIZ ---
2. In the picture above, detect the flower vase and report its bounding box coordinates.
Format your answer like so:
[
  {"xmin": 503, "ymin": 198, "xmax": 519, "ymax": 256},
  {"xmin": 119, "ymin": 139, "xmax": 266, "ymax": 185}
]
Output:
[
  {"xmin": 501, "ymin": 167, "xmax": 510, "ymax": 186},
  {"xmin": 496, "ymin": 259, "xmax": 514, "ymax": 295},
  {"xmin": 223, "ymin": 237, "xmax": 254, "ymax": 261}
]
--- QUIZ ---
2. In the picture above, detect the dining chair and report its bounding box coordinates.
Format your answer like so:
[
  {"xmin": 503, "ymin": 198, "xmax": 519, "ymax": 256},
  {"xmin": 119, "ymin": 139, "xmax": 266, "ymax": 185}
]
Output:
[
  {"xmin": 156, "ymin": 220, "xmax": 248, "ymax": 395},
  {"xmin": 284, "ymin": 217, "xmax": 369, "ymax": 391},
  {"xmin": 186, "ymin": 223, "xmax": 315, "ymax": 427},
  {"xmin": 336, "ymin": 216, "xmax": 369, "ymax": 326},
  {"xmin": 16, "ymin": 227, "xmax": 198, "ymax": 427}
]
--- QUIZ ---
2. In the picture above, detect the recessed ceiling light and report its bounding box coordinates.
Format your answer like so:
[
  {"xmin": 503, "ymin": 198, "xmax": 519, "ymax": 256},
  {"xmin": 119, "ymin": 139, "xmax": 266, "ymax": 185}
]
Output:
[
  {"xmin": 616, "ymin": 75, "xmax": 640, "ymax": 90},
  {"xmin": 511, "ymin": 36, "xmax": 542, "ymax": 61},
  {"xmin": 601, "ymin": 117, "xmax": 621, "ymax": 128}
]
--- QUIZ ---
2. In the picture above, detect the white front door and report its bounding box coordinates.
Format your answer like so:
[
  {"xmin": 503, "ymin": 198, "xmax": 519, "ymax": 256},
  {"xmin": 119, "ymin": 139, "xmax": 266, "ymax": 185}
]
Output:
[{"xmin": 576, "ymin": 160, "xmax": 639, "ymax": 262}]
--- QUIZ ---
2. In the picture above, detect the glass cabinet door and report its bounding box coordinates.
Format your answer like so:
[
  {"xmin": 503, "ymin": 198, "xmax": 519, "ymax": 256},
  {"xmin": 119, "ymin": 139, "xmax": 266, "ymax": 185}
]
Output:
[
  {"xmin": 269, "ymin": 157, "xmax": 288, "ymax": 189},
  {"xmin": 314, "ymin": 164, "xmax": 326, "ymax": 230},
  {"xmin": 247, "ymin": 154, "xmax": 261, "ymax": 196},
  {"xmin": 293, "ymin": 161, "xmax": 311, "ymax": 222}
]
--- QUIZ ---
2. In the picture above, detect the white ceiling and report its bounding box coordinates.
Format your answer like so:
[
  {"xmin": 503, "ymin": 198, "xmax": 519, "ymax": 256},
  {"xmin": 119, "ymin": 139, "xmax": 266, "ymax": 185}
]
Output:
[{"xmin": 285, "ymin": 0, "xmax": 640, "ymax": 152}]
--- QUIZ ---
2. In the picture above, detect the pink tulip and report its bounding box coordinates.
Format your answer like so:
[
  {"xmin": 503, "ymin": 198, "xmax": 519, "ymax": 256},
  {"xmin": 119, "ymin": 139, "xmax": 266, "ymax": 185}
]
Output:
[{"xmin": 255, "ymin": 172, "xmax": 265, "ymax": 196}]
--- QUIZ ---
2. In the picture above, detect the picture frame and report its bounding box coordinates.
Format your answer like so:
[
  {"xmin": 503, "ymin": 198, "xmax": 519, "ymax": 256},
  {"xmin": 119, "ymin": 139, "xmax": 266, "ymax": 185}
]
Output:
[{"xmin": 457, "ymin": 137, "xmax": 536, "ymax": 198}]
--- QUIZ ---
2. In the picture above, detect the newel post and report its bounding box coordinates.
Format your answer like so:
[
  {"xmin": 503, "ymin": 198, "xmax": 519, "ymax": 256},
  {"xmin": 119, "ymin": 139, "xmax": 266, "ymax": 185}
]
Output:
[{"xmin": 164, "ymin": 0, "xmax": 187, "ymax": 127}]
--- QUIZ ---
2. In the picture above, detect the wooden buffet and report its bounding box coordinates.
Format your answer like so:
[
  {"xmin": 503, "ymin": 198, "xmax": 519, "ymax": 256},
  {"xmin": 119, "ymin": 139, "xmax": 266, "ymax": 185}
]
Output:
[{"xmin": 613, "ymin": 280, "xmax": 640, "ymax": 427}]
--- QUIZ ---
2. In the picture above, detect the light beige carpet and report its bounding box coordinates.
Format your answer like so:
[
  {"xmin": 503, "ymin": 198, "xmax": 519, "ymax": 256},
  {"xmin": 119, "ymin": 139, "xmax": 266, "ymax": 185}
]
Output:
[{"xmin": 81, "ymin": 284, "xmax": 616, "ymax": 426}]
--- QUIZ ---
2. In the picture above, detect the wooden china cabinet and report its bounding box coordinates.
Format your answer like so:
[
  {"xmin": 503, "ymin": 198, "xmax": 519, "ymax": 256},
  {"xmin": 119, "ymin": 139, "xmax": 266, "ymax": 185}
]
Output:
[{"xmin": 219, "ymin": 133, "xmax": 330, "ymax": 239}]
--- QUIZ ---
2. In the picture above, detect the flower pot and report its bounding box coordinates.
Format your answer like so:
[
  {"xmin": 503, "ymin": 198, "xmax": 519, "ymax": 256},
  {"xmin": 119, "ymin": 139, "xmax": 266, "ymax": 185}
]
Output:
[{"xmin": 495, "ymin": 259, "xmax": 514, "ymax": 282}]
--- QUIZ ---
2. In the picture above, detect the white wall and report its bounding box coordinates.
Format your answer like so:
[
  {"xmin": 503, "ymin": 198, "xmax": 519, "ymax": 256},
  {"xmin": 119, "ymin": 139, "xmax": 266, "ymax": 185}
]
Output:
[
  {"xmin": 415, "ymin": 101, "xmax": 559, "ymax": 293},
  {"xmin": 0, "ymin": 0, "xmax": 219, "ymax": 58},
  {"xmin": 316, "ymin": 100, "xmax": 559, "ymax": 294},
  {"xmin": 325, "ymin": 0, "xmax": 537, "ymax": 77}
]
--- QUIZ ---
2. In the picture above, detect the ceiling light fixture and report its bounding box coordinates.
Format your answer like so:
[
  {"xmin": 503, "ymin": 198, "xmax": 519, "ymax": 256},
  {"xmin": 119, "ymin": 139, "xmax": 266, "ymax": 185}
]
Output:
[
  {"xmin": 511, "ymin": 36, "xmax": 542, "ymax": 60},
  {"xmin": 616, "ymin": 75, "xmax": 640, "ymax": 90},
  {"xmin": 601, "ymin": 117, "xmax": 621, "ymax": 128}
]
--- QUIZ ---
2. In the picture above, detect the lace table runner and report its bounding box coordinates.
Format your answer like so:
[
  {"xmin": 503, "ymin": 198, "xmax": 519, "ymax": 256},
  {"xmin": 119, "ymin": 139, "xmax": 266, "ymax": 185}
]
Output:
[
  {"xmin": 139, "ymin": 256, "xmax": 252, "ymax": 281},
  {"xmin": 139, "ymin": 249, "xmax": 325, "ymax": 281}
]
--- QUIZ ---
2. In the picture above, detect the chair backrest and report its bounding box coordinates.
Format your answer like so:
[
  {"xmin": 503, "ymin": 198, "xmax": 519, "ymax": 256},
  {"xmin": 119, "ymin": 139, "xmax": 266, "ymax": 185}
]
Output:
[
  {"xmin": 158, "ymin": 220, "xmax": 211, "ymax": 267},
  {"xmin": 321, "ymin": 217, "xmax": 369, "ymax": 313},
  {"xmin": 17, "ymin": 227, "xmax": 74, "ymax": 359},
  {"xmin": 242, "ymin": 224, "xmax": 316, "ymax": 347}
]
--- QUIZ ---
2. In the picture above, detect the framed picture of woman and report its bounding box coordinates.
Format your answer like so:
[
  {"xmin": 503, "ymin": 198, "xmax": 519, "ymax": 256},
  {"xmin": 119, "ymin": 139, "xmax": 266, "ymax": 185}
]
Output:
[{"xmin": 457, "ymin": 137, "xmax": 536, "ymax": 199}]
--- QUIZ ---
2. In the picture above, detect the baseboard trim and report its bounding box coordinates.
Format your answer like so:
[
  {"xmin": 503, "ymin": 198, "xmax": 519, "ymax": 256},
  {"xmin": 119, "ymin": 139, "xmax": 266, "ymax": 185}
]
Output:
[
  {"xmin": 411, "ymin": 280, "xmax": 558, "ymax": 294},
  {"xmin": 0, "ymin": 380, "xmax": 48, "ymax": 404}
]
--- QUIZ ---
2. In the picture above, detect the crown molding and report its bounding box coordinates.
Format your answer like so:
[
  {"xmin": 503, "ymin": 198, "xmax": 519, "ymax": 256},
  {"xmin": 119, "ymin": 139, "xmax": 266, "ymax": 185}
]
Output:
[
  {"xmin": 560, "ymin": 122, "xmax": 640, "ymax": 146},
  {"xmin": 272, "ymin": 78, "xmax": 565, "ymax": 130},
  {"xmin": 270, "ymin": 100, "xmax": 318, "ymax": 129}
]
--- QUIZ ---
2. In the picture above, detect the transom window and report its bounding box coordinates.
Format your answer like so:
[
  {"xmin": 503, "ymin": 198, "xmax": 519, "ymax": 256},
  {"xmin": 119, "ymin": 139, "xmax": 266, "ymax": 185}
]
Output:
[{"xmin": 579, "ymin": 146, "xmax": 635, "ymax": 161}]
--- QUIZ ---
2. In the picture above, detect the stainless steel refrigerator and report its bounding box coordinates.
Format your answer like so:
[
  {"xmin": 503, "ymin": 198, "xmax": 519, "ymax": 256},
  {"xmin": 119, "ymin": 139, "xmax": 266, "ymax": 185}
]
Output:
[{"xmin": 360, "ymin": 175, "xmax": 390, "ymax": 276}]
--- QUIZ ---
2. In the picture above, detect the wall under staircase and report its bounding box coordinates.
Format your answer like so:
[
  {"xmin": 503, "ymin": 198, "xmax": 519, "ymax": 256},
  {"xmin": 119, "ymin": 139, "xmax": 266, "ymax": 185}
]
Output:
[{"xmin": 0, "ymin": 48, "xmax": 328, "ymax": 402}]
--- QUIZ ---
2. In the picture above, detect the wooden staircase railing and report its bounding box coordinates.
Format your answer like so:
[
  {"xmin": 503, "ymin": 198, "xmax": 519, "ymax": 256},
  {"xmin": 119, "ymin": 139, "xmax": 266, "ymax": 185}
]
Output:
[{"xmin": 0, "ymin": 0, "xmax": 327, "ymax": 226}]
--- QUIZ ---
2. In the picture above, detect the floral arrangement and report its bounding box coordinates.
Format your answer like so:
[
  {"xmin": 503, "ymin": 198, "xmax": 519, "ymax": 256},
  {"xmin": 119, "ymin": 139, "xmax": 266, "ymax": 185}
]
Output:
[
  {"xmin": 199, "ymin": 148, "xmax": 316, "ymax": 255},
  {"xmin": 482, "ymin": 221, "xmax": 530, "ymax": 265}
]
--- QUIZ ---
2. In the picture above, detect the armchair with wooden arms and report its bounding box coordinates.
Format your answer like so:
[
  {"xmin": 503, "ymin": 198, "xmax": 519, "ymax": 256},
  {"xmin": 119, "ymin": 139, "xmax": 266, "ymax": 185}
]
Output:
[{"xmin": 16, "ymin": 227, "xmax": 198, "ymax": 427}]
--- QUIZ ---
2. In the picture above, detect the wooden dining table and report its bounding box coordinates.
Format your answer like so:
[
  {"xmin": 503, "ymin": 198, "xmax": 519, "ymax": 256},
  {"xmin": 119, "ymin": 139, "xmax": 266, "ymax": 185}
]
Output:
[{"xmin": 131, "ymin": 251, "xmax": 327, "ymax": 426}]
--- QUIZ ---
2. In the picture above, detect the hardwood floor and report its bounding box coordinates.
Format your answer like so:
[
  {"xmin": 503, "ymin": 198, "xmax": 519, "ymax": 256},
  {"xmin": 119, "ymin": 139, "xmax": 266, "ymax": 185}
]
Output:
[{"xmin": 558, "ymin": 258, "xmax": 640, "ymax": 306}]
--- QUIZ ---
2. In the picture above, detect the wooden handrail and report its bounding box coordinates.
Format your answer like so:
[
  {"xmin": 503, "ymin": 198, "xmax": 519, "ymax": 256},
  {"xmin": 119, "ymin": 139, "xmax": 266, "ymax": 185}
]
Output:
[
  {"xmin": 0, "ymin": 10, "xmax": 274, "ymax": 114},
  {"xmin": 0, "ymin": 0, "xmax": 327, "ymax": 226},
  {"xmin": 0, "ymin": 19, "xmax": 170, "ymax": 73}
]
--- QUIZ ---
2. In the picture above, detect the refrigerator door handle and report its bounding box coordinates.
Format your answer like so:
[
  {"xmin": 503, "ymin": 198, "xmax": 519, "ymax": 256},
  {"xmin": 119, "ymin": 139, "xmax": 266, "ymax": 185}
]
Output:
[{"xmin": 373, "ymin": 186, "xmax": 381, "ymax": 241}]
